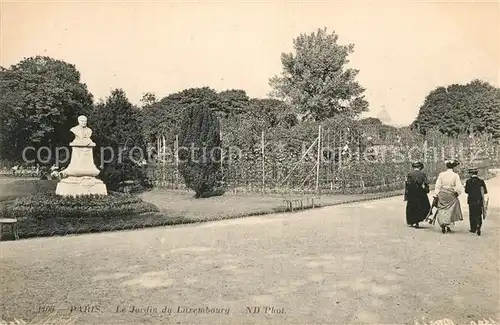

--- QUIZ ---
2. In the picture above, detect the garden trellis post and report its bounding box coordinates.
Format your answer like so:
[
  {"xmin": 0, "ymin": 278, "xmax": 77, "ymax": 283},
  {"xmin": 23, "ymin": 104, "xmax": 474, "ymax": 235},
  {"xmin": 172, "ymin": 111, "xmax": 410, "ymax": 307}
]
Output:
[
  {"xmin": 162, "ymin": 135, "xmax": 166, "ymax": 162},
  {"xmin": 261, "ymin": 130, "xmax": 265, "ymax": 192},
  {"xmin": 316, "ymin": 125, "xmax": 322, "ymax": 193},
  {"xmin": 220, "ymin": 119, "xmax": 223, "ymax": 172},
  {"xmin": 175, "ymin": 135, "xmax": 179, "ymax": 189},
  {"xmin": 156, "ymin": 136, "xmax": 160, "ymax": 161}
]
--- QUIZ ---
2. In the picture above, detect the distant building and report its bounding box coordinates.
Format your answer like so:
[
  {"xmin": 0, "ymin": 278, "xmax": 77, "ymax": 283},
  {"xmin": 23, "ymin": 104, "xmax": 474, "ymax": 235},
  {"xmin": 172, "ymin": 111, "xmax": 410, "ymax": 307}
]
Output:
[{"xmin": 377, "ymin": 107, "xmax": 392, "ymax": 125}]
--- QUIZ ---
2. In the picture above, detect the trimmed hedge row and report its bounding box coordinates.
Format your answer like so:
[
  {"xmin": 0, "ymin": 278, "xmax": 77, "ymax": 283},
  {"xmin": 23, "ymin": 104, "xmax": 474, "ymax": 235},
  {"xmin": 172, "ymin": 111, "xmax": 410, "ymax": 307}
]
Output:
[{"xmin": 5, "ymin": 192, "xmax": 159, "ymax": 220}]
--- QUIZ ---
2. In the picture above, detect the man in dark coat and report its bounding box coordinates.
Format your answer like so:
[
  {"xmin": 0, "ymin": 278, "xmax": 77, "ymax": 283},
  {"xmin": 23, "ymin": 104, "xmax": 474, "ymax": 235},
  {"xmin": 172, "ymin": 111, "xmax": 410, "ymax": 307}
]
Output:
[
  {"xmin": 465, "ymin": 167, "xmax": 488, "ymax": 236},
  {"xmin": 404, "ymin": 161, "xmax": 431, "ymax": 228}
]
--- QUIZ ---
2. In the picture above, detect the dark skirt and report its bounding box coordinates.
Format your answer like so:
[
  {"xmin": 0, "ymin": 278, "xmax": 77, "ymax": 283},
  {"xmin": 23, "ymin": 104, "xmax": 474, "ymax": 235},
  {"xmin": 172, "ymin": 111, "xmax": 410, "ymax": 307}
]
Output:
[{"xmin": 406, "ymin": 192, "xmax": 431, "ymax": 225}]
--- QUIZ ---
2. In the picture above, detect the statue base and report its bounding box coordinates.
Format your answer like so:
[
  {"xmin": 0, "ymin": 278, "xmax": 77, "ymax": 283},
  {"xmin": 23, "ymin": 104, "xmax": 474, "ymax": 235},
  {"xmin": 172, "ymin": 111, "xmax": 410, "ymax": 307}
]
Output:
[{"xmin": 55, "ymin": 176, "xmax": 108, "ymax": 197}]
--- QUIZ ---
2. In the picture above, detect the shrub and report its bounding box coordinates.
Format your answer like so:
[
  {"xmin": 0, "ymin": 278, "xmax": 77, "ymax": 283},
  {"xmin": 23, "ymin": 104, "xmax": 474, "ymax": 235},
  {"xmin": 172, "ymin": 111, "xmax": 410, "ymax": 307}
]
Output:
[
  {"xmin": 5, "ymin": 192, "xmax": 159, "ymax": 220},
  {"xmin": 99, "ymin": 157, "xmax": 152, "ymax": 192},
  {"xmin": 178, "ymin": 103, "xmax": 225, "ymax": 198}
]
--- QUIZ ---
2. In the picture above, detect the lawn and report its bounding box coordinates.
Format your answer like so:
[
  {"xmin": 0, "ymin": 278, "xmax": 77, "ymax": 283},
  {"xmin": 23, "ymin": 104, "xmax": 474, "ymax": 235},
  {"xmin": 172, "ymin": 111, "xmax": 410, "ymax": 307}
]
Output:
[
  {"xmin": 138, "ymin": 187, "xmax": 405, "ymax": 222},
  {"xmin": 0, "ymin": 176, "xmax": 406, "ymax": 239},
  {"xmin": 0, "ymin": 177, "xmax": 58, "ymax": 202}
]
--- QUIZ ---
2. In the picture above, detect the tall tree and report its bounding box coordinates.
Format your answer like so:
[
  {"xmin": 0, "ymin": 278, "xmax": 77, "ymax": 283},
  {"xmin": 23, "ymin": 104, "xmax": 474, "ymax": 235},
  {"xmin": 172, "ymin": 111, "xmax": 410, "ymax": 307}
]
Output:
[
  {"xmin": 269, "ymin": 27, "xmax": 368, "ymax": 121},
  {"xmin": 90, "ymin": 89, "xmax": 144, "ymax": 151},
  {"xmin": 413, "ymin": 80, "xmax": 500, "ymax": 138},
  {"xmin": 89, "ymin": 89, "xmax": 148, "ymax": 190},
  {"xmin": 0, "ymin": 56, "xmax": 93, "ymax": 163},
  {"xmin": 178, "ymin": 102, "xmax": 224, "ymax": 198}
]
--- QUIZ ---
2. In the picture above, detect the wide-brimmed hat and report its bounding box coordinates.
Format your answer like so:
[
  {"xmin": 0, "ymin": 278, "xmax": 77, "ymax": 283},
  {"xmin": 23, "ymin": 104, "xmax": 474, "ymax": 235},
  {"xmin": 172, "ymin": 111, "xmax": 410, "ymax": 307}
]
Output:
[
  {"xmin": 445, "ymin": 159, "xmax": 460, "ymax": 167},
  {"xmin": 411, "ymin": 161, "xmax": 424, "ymax": 169},
  {"xmin": 468, "ymin": 167, "xmax": 479, "ymax": 174}
]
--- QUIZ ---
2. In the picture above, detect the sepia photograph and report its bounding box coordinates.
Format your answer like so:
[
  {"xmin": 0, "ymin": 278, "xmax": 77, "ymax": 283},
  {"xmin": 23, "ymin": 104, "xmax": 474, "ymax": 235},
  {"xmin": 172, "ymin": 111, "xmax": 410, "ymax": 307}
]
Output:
[{"xmin": 0, "ymin": 1, "xmax": 499, "ymax": 324}]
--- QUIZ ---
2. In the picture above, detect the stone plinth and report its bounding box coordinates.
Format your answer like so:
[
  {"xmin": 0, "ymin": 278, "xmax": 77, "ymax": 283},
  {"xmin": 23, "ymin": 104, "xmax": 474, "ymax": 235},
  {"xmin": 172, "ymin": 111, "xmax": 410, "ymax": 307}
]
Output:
[
  {"xmin": 56, "ymin": 176, "xmax": 107, "ymax": 196},
  {"xmin": 62, "ymin": 146, "xmax": 100, "ymax": 177}
]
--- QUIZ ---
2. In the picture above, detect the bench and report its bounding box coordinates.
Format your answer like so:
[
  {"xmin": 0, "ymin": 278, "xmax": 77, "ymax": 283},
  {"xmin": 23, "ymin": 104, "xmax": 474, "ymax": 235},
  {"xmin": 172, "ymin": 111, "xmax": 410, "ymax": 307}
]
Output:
[
  {"xmin": 119, "ymin": 180, "xmax": 136, "ymax": 194},
  {"xmin": 0, "ymin": 218, "xmax": 19, "ymax": 240},
  {"xmin": 283, "ymin": 197, "xmax": 321, "ymax": 212}
]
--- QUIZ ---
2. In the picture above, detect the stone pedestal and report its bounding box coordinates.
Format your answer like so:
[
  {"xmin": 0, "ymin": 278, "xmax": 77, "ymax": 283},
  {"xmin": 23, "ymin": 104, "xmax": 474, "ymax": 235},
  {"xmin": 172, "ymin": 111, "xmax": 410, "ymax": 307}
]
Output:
[
  {"xmin": 56, "ymin": 176, "xmax": 108, "ymax": 196},
  {"xmin": 56, "ymin": 143, "xmax": 108, "ymax": 197}
]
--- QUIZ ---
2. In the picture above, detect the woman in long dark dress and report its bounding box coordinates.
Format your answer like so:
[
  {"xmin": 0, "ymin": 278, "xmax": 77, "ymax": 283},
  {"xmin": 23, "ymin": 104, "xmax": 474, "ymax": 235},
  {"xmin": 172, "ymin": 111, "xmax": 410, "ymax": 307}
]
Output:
[{"xmin": 404, "ymin": 161, "xmax": 431, "ymax": 228}]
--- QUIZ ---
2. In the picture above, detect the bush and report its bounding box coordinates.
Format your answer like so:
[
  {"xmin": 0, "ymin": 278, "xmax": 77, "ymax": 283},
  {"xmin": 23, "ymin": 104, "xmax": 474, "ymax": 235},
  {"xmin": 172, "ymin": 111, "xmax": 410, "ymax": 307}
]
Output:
[
  {"xmin": 178, "ymin": 103, "xmax": 225, "ymax": 198},
  {"xmin": 5, "ymin": 192, "xmax": 159, "ymax": 220},
  {"xmin": 99, "ymin": 159, "xmax": 152, "ymax": 193}
]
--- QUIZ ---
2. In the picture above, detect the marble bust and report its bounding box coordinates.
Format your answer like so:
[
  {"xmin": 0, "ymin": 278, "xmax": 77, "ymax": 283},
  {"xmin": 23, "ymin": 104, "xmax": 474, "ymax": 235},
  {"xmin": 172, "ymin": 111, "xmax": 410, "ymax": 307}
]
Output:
[{"xmin": 70, "ymin": 115, "xmax": 95, "ymax": 147}]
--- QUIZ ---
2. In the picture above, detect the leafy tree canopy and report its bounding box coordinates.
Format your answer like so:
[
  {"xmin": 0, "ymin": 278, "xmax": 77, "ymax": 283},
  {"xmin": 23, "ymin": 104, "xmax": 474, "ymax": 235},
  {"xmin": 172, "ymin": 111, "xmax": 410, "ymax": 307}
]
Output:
[
  {"xmin": 89, "ymin": 89, "xmax": 145, "ymax": 163},
  {"xmin": 247, "ymin": 98, "xmax": 298, "ymax": 129},
  {"xmin": 0, "ymin": 56, "xmax": 93, "ymax": 163},
  {"xmin": 89, "ymin": 89, "xmax": 149, "ymax": 190},
  {"xmin": 269, "ymin": 27, "xmax": 368, "ymax": 121},
  {"xmin": 412, "ymin": 79, "xmax": 500, "ymax": 138},
  {"xmin": 140, "ymin": 87, "xmax": 250, "ymax": 144}
]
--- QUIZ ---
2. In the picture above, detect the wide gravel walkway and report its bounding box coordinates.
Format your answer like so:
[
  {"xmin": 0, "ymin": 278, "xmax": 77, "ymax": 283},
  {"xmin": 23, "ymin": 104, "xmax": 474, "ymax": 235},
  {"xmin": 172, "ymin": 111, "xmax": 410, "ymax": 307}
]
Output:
[{"xmin": 1, "ymin": 177, "xmax": 499, "ymax": 325}]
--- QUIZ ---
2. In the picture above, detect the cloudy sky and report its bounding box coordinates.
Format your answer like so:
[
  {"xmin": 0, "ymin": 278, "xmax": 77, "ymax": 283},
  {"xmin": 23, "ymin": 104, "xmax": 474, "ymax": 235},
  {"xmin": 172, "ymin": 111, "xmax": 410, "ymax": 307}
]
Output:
[{"xmin": 1, "ymin": 0, "xmax": 498, "ymax": 125}]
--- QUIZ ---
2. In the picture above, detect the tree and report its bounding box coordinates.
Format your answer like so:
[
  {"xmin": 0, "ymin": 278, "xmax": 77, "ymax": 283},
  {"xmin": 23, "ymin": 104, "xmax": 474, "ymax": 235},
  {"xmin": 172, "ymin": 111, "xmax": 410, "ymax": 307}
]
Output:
[
  {"xmin": 140, "ymin": 87, "xmax": 250, "ymax": 145},
  {"xmin": 413, "ymin": 80, "xmax": 500, "ymax": 138},
  {"xmin": 89, "ymin": 89, "xmax": 149, "ymax": 191},
  {"xmin": 269, "ymin": 27, "xmax": 368, "ymax": 121},
  {"xmin": 0, "ymin": 56, "xmax": 93, "ymax": 163},
  {"xmin": 357, "ymin": 117, "xmax": 398, "ymax": 141},
  {"xmin": 140, "ymin": 92, "xmax": 158, "ymax": 108},
  {"xmin": 178, "ymin": 103, "xmax": 224, "ymax": 198},
  {"xmin": 247, "ymin": 98, "xmax": 298, "ymax": 128}
]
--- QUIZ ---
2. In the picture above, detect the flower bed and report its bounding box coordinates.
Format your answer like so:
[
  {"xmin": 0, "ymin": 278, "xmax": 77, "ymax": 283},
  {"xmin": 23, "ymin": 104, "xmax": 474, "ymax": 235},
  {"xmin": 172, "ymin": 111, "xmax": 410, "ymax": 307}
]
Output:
[{"xmin": 1, "ymin": 192, "xmax": 160, "ymax": 238}]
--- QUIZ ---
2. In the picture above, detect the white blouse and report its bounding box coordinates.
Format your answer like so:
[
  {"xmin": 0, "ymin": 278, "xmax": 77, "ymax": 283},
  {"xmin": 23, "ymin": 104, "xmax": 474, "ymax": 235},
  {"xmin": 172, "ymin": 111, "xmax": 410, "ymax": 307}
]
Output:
[{"xmin": 434, "ymin": 169, "xmax": 464, "ymax": 196}]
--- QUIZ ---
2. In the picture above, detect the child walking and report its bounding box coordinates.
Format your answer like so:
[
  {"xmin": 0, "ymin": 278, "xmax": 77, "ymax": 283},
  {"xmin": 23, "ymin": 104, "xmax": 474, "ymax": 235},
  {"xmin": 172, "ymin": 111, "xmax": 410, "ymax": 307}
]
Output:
[{"xmin": 464, "ymin": 167, "xmax": 488, "ymax": 236}]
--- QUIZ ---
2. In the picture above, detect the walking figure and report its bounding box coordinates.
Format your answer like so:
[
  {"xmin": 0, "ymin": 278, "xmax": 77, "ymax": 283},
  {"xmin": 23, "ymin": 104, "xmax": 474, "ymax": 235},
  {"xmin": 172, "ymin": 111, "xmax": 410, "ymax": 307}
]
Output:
[
  {"xmin": 465, "ymin": 167, "xmax": 488, "ymax": 236},
  {"xmin": 432, "ymin": 159, "xmax": 464, "ymax": 234},
  {"xmin": 404, "ymin": 161, "xmax": 431, "ymax": 228}
]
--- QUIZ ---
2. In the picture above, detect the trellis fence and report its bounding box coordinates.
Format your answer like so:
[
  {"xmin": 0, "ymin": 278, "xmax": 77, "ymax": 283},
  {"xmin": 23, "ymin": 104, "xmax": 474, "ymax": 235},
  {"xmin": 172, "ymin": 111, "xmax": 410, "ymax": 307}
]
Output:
[{"xmin": 147, "ymin": 125, "xmax": 500, "ymax": 194}]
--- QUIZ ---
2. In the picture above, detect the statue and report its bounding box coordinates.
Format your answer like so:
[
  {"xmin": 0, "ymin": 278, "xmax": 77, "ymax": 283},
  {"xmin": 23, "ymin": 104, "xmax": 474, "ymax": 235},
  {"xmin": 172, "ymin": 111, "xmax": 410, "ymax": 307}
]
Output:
[
  {"xmin": 55, "ymin": 115, "xmax": 108, "ymax": 197},
  {"xmin": 69, "ymin": 116, "xmax": 95, "ymax": 147}
]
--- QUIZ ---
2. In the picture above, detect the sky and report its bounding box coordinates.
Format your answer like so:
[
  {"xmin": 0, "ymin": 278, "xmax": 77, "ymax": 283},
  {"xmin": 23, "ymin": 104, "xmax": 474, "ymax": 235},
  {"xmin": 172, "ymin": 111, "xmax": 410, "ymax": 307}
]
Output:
[{"xmin": 1, "ymin": 0, "xmax": 499, "ymax": 126}]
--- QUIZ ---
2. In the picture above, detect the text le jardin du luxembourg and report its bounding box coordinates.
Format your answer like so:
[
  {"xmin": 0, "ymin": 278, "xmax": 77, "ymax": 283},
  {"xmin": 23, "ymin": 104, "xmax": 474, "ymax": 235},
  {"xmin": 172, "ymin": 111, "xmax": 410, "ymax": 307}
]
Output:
[{"xmin": 115, "ymin": 305, "xmax": 284, "ymax": 315}]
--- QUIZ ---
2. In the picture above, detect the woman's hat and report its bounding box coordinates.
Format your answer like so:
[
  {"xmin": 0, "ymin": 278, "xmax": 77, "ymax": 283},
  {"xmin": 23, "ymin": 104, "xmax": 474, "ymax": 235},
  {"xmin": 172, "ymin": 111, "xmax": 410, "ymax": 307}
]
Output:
[
  {"xmin": 445, "ymin": 158, "xmax": 460, "ymax": 167},
  {"xmin": 411, "ymin": 161, "xmax": 424, "ymax": 168}
]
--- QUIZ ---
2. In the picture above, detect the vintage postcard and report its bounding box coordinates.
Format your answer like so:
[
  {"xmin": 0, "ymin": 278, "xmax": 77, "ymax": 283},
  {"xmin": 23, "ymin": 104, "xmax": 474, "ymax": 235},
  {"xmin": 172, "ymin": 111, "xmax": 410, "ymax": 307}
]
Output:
[{"xmin": 0, "ymin": 1, "xmax": 499, "ymax": 324}]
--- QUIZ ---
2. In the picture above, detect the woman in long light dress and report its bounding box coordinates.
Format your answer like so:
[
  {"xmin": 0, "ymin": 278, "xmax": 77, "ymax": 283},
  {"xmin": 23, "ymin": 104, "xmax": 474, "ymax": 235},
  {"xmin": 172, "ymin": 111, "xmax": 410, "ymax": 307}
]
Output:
[{"xmin": 433, "ymin": 159, "xmax": 464, "ymax": 233}]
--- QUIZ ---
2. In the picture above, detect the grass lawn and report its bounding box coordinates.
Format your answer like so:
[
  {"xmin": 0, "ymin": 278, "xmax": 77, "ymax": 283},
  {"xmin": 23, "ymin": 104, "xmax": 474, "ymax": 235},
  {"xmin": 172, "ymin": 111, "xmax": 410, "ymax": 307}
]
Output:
[
  {"xmin": 138, "ymin": 188, "xmax": 405, "ymax": 223},
  {"xmin": 0, "ymin": 177, "xmax": 58, "ymax": 201},
  {"xmin": 0, "ymin": 176, "xmax": 406, "ymax": 239}
]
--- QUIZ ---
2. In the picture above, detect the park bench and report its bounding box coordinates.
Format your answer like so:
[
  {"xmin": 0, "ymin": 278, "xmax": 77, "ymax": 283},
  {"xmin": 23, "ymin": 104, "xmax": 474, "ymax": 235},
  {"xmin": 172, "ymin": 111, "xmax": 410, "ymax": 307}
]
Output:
[
  {"xmin": 118, "ymin": 180, "xmax": 137, "ymax": 194},
  {"xmin": 283, "ymin": 196, "xmax": 321, "ymax": 212}
]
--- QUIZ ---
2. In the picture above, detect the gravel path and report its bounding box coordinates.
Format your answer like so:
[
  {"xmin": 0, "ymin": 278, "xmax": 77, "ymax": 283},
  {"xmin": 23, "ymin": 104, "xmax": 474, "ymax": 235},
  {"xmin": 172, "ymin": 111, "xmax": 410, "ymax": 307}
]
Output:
[{"xmin": 1, "ymin": 177, "xmax": 499, "ymax": 325}]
